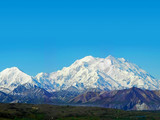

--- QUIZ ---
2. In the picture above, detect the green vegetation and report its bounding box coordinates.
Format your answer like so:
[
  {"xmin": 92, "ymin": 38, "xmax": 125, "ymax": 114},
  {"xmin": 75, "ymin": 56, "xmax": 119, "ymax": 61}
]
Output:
[{"xmin": 0, "ymin": 103, "xmax": 160, "ymax": 120}]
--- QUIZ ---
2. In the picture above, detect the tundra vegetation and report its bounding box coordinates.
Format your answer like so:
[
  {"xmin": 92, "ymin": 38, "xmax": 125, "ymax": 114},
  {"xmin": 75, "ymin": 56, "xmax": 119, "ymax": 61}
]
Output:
[{"xmin": 0, "ymin": 103, "xmax": 160, "ymax": 120}]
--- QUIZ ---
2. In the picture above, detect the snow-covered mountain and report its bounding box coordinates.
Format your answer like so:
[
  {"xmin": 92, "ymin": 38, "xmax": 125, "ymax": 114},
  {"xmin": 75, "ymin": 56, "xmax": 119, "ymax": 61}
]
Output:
[
  {"xmin": 35, "ymin": 55, "xmax": 160, "ymax": 91},
  {"xmin": 0, "ymin": 67, "xmax": 38, "ymax": 93},
  {"xmin": 0, "ymin": 55, "xmax": 159, "ymax": 93}
]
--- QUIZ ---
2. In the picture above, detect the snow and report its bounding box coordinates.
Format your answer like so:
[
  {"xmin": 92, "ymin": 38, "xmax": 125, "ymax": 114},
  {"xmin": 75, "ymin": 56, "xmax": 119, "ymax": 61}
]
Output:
[
  {"xmin": 35, "ymin": 55, "xmax": 160, "ymax": 91},
  {"xmin": 0, "ymin": 55, "xmax": 159, "ymax": 93},
  {"xmin": 135, "ymin": 103, "xmax": 149, "ymax": 110},
  {"xmin": 0, "ymin": 67, "xmax": 37, "ymax": 93}
]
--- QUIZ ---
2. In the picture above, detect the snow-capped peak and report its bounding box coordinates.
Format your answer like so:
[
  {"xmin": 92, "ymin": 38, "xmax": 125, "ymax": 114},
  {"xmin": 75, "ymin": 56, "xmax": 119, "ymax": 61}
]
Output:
[
  {"xmin": 80, "ymin": 55, "xmax": 95, "ymax": 62},
  {"xmin": 106, "ymin": 55, "xmax": 115, "ymax": 59},
  {"xmin": 35, "ymin": 72, "xmax": 49, "ymax": 80},
  {"xmin": 0, "ymin": 67, "xmax": 25, "ymax": 78},
  {"xmin": 34, "ymin": 55, "xmax": 160, "ymax": 91},
  {"xmin": 0, "ymin": 55, "xmax": 159, "ymax": 93},
  {"xmin": 3, "ymin": 67, "xmax": 21, "ymax": 72},
  {"xmin": 0, "ymin": 67, "xmax": 36, "ymax": 93}
]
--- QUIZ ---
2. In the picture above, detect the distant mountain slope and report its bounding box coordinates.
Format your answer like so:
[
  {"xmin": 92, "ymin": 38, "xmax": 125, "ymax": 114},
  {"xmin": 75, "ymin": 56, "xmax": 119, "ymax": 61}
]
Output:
[
  {"xmin": 0, "ymin": 55, "xmax": 159, "ymax": 93},
  {"xmin": 70, "ymin": 87, "xmax": 160, "ymax": 110},
  {"xmin": 9, "ymin": 85, "xmax": 52, "ymax": 103},
  {"xmin": 35, "ymin": 55, "xmax": 160, "ymax": 91},
  {"xmin": 0, "ymin": 91, "xmax": 13, "ymax": 103},
  {"xmin": 0, "ymin": 67, "xmax": 39, "ymax": 93},
  {"xmin": 0, "ymin": 85, "xmax": 160, "ymax": 110},
  {"xmin": 7, "ymin": 84, "xmax": 78, "ymax": 104}
]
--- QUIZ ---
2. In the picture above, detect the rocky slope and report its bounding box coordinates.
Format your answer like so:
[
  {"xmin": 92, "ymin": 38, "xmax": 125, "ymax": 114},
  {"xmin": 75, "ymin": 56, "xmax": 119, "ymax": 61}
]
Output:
[
  {"xmin": 0, "ymin": 86, "xmax": 160, "ymax": 110},
  {"xmin": 70, "ymin": 87, "xmax": 160, "ymax": 110}
]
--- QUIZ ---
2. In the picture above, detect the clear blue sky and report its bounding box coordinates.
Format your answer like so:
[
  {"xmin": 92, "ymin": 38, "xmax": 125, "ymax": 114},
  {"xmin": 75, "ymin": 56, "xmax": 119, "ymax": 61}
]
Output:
[{"xmin": 0, "ymin": 0, "xmax": 160, "ymax": 78}]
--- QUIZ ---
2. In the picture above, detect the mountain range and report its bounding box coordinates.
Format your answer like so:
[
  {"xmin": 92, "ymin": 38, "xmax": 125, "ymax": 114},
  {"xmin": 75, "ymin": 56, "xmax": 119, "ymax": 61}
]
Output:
[
  {"xmin": 1, "ymin": 86, "xmax": 160, "ymax": 110},
  {"xmin": 0, "ymin": 55, "xmax": 159, "ymax": 93},
  {"xmin": 0, "ymin": 55, "xmax": 160, "ymax": 110},
  {"xmin": 70, "ymin": 87, "xmax": 160, "ymax": 110}
]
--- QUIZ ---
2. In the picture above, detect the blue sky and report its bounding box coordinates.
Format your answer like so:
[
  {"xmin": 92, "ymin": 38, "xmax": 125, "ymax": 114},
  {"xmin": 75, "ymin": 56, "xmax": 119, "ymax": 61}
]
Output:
[{"xmin": 0, "ymin": 0, "xmax": 160, "ymax": 78}]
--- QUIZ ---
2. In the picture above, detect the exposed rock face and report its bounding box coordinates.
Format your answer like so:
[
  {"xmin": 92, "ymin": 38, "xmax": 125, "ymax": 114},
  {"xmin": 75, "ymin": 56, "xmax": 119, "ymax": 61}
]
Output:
[
  {"xmin": 70, "ymin": 87, "xmax": 160, "ymax": 110},
  {"xmin": 0, "ymin": 86, "xmax": 160, "ymax": 110}
]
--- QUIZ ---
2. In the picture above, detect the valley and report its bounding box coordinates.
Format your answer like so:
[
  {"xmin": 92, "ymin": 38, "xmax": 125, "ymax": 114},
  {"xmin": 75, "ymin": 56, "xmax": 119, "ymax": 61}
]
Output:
[{"xmin": 0, "ymin": 103, "xmax": 160, "ymax": 120}]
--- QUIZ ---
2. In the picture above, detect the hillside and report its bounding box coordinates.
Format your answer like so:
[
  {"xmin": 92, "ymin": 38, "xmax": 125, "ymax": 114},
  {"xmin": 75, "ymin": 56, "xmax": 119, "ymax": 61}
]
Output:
[
  {"xmin": 70, "ymin": 87, "xmax": 160, "ymax": 110},
  {"xmin": 0, "ymin": 103, "xmax": 160, "ymax": 120}
]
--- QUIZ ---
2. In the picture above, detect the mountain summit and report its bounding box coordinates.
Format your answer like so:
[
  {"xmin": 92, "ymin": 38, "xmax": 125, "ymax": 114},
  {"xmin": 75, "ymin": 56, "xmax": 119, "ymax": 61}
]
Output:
[
  {"xmin": 35, "ymin": 55, "xmax": 160, "ymax": 91},
  {"xmin": 0, "ymin": 55, "xmax": 159, "ymax": 93},
  {"xmin": 0, "ymin": 67, "xmax": 36, "ymax": 93}
]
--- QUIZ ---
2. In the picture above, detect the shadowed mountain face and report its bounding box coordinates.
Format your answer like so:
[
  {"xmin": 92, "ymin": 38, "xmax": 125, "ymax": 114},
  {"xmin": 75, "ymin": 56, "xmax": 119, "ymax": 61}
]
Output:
[
  {"xmin": 70, "ymin": 87, "xmax": 160, "ymax": 110},
  {"xmin": 69, "ymin": 91, "xmax": 100, "ymax": 104},
  {"xmin": 0, "ymin": 91, "xmax": 13, "ymax": 103},
  {"xmin": 1, "ymin": 85, "xmax": 160, "ymax": 110},
  {"xmin": 9, "ymin": 85, "xmax": 55, "ymax": 104},
  {"xmin": 8, "ymin": 85, "xmax": 79, "ymax": 104}
]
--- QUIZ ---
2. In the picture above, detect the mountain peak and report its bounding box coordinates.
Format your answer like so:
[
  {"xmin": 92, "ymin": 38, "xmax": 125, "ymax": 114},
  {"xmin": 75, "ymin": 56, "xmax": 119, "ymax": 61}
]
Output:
[
  {"xmin": 35, "ymin": 55, "xmax": 160, "ymax": 91},
  {"xmin": 81, "ymin": 56, "xmax": 95, "ymax": 62},
  {"xmin": 7, "ymin": 67, "xmax": 20, "ymax": 71},
  {"xmin": 129, "ymin": 87, "xmax": 142, "ymax": 91},
  {"xmin": 36, "ymin": 72, "xmax": 49, "ymax": 79},
  {"xmin": 106, "ymin": 55, "xmax": 116, "ymax": 60},
  {"xmin": 1, "ymin": 67, "xmax": 22, "ymax": 74},
  {"xmin": 0, "ymin": 67, "xmax": 35, "ymax": 93},
  {"xmin": 0, "ymin": 55, "xmax": 159, "ymax": 94}
]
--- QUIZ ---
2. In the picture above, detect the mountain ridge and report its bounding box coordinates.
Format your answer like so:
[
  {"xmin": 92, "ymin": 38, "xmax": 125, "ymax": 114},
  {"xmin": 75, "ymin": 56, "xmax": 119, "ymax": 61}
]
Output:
[
  {"xmin": 34, "ymin": 55, "xmax": 160, "ymax": 91},
  {"xmin": 0, "ymin": 55, "xmax": 159, "ymax": 93},
  {"xmin": 69, "ymin": 87, "xmax": 160, "ymax": 110},
  {"xmin": 0, "ymin": 86, "xmax": 160, "ymax": 110}
]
